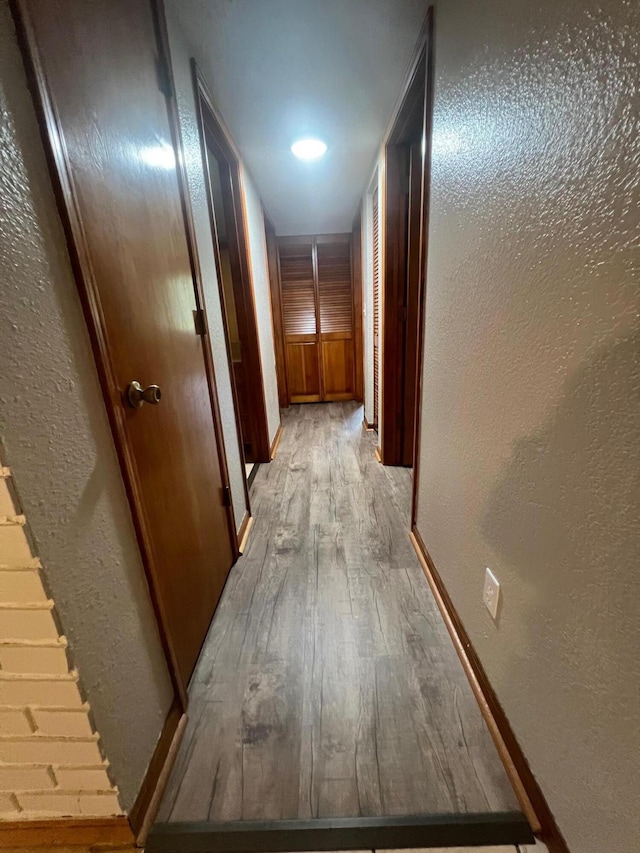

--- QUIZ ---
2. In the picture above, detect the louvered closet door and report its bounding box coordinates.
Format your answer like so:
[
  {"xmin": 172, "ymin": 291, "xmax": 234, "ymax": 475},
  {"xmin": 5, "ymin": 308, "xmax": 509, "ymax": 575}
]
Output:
[
  {"xmin": 279, "ymin": 239, "xmax": 321, "ymax": 402},
  {"xmin": 317, "ymin": 237, "xmax": 354, "ymax": 401},
  {"xmin": 372, "ymin": 188, "xmax": 380, "ymax": 428}
]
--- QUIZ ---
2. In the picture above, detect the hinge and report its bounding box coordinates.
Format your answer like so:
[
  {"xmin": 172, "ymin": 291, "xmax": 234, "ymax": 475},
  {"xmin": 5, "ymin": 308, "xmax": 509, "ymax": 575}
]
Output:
[
  {"xmin": 222, "ymin": 485, "xmax": 232, "ymax": 507},
  {"xmin": 193, "ymin": 308, "xmax": 206, "ymax": 336}
]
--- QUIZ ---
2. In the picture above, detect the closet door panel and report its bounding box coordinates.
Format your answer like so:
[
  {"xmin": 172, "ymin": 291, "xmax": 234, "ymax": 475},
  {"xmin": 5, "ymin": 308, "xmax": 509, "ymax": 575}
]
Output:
[{"xmin": 317, "ymin": 238, "xmax": 354, "ymax": 401}]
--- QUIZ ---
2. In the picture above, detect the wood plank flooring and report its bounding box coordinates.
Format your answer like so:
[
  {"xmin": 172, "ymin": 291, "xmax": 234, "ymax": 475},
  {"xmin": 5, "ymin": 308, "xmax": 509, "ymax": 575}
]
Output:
[{"xmin": 157, "ymin": 403, "xmax": 521, "ymax": 824}]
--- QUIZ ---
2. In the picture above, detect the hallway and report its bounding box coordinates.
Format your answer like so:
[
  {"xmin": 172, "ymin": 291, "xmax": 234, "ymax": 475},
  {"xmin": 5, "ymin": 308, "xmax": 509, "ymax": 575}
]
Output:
[{"xmin": 152, "ymin": 404, "xmax": 527, "ymax": 848}]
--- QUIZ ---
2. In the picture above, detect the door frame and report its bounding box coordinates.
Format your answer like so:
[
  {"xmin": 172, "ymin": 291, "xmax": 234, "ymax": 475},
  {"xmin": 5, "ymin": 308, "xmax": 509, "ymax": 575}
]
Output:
[
  {"xmin": 264, "ymin": 213, "xmax": 289, "ymax": 408},
  {"xmin": 351, "ymin": 208, "xmax": 365, "ymax": 404},
  {"xmin": 379, "ymin": 9, "xmax": 434, "ymax": 476},
  {"xmin": 192, "ymin": 61, "xmax": 271, "ymax": 464}
]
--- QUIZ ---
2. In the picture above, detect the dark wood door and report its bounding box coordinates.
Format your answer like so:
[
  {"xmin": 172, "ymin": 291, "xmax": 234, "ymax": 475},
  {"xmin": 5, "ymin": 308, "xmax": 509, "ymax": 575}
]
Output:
[
  {"xmin": 402, "ymin": 142, "xmax": 423, "ymax": 465},
  {"xmin": 277, "ymin": 235, "xmax": 355, "ymax": 404},
  {"xmin": 15, "ymin": 0, "xmax": 237, "ymax": 691},
  {"xmin": 372, "ymin": 189, "xmax": 381, "ymax": 429}
]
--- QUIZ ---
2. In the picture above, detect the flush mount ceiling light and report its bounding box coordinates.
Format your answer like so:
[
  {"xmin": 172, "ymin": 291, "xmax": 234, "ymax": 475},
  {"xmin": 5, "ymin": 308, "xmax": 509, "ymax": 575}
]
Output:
[{"xmin": 291, "ymin": 138, "xmax": 327, "ymax": 161}]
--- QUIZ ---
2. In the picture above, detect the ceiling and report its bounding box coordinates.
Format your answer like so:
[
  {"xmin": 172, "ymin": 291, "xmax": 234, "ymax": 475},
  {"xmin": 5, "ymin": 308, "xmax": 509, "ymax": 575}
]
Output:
[{"xmin": 170, "ymin": 0, "xmax": 429, "ymax": 236}]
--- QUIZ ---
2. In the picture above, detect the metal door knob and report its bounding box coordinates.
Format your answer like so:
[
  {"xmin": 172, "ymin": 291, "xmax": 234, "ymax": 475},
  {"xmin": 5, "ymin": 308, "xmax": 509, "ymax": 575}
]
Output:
[{"xmin": 126, "ymin": 380, "xmax": 162, "ymax": 409}]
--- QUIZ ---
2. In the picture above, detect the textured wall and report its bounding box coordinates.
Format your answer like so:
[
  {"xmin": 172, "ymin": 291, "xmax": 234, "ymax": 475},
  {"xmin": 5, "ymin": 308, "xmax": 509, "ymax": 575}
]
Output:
[
  {"xmin": 416, "ymin": 2, "xmax": 640, "ymax": 851},
  {"xmin": 165, "ymin": 7, "xmax": 248, "ymax": 531},
  {"xmin": 241, "ymin": 172, "xmax": 282, "ymax": 446},
  {"xmin": 0, "ymin": 1, "xmax": 173, "ymax": 811},
  {"xmin": 0, "ymin": 470, "xmax": 121, "ymax": 819}
]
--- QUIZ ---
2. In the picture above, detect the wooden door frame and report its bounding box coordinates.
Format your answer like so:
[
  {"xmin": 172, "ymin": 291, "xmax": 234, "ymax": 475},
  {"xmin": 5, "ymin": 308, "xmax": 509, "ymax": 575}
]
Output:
[
  {"xmin": 352, "ymin": 208, "xmax": 364, "ymax": 403},
  {"xmin": 192, "ymin": 61, "xmax": 271, "ymax": 463},
  {"xmin": 380, "ymin": 9, "xmax": 433, "ymax": 473},
  {"xmin": 264, "ymin": 214, "xmax": 289, "ymax": 408}
]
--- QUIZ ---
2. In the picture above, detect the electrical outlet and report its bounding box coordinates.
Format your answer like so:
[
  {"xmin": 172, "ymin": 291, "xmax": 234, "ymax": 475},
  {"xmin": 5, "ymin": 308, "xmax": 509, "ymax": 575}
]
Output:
[{"xmin": 483, "ymin": 568, "xmax": 500, "ymax": 620}]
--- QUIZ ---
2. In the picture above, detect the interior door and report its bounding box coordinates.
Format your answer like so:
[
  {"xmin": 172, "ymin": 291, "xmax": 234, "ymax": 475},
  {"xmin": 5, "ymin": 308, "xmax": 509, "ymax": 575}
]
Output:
[
  {"xmin": 317, "ymin": 237, "xmax": 355, "ymax": 401},
  {"xmin": 15, "ymin": 0, "xmax": 237, "ymax": 692},
  {"xmin": 278, "ymin": 238, "xmax": 322, "ymax": 403},
  {"xmin": 401, "ymin": 142, "xmax": 424, "ymax": 465},
  {"xmin": 372, "ymin": 189, "xmax": 381, "ymax": 429}
]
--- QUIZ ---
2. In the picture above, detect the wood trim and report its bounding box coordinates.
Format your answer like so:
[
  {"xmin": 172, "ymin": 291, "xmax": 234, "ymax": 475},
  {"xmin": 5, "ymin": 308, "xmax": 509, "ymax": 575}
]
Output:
[
  {"xmin": 0, "ymin": 816, "xmax": 134, "ymax": 848},
  {"xmin": 410, "ymin": 7, "xmax": 435, "ymax": 527},
  {"xmin": 192, "ymin": 61, "xmax": 271, "ymax": 463},
  {"xmin": 238, "ymin": 513, "xmax": 254, "ymax": 554},
  {"xmin": 264, "ymin": 213, "xmax": 289, "ymax": 407},
  {"xmin": 362, "ymin": 417, "xmax": 375, "ymax": 431},
  {"xmin": 129, "ymin": 698, "xmax": 187, "ymax": 845},
  {"xmin": 374, "ymin": 446, "xmax": 382, "ymax": 463},
  {"xmin": 269, "ymin": 423, "xmax": 284, "ymax": 460},
  {"xmin": 147, "ymin": 813, "xmax": 533, "ymax": 853},
  {"xmin": 409, "ymin": 527, "xmax": 570, "ymax": 853},
  {"xmin": 154, "ymin": 0, "xmax": 241, "ymax": 561},
  {"xmin": 352, "ymin": 207, "xmax": 364, "ymax": 403},
  {"xmin": 10, "ymin": 0, "xmax": 187, "ymax": 708}
]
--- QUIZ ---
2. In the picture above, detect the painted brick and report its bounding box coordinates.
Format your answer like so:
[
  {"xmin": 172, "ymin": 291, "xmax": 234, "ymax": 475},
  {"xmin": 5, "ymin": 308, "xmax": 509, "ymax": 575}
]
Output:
[
  {"xmin": 0, "ymin": 523, "xmax": 33, "ymax": 567},
  {"xmin": 0, "ymin": 569, "xmax": 48, "ymax": 602},
  {"xmin": 0, "ymin": 478, "xmax": 15, "ymax": 517},
  {"xmin": 0, "ymin": 736, "xmax": 102, "ymax": 765},
  {"xmin": 0, "ymin": 791, "xmax": 19, "ymax": 814},
  {"xmin": 0, "ymin": 677, "xmax": 83, "ymax": 707},
  {"xmin": 0, "ymin": 607, "xmax": 58, "ymax": 641},
  {"xmin": 16, "ymin": 790, "xmax": 121, "ymax": 817},
  {"xmin": 30, "ymin": 708, "xmax": 94, "ymax": 738},
  {"xmin": 0, "ymin": 708, "xmax": 32, "ymax": 736},
  {"xmin": 53, "ymin": 765, "xmax": 113, "ymax": 791},
  {"xmin": 0, "ymin": 644, "xmax": 69, "ymax": 674},
  {"xmin": 0, "ymin": 764, "xmax": 54, "ymax": 791}
]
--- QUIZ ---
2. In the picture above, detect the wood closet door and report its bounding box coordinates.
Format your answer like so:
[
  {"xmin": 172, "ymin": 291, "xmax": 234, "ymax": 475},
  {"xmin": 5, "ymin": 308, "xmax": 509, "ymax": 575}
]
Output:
[
  {"xmin": 372, "ymin": 189, "xmax": 381, "ymax": 428},
  {"xmin": 278, "ymin": 235, "xmax": 356, "ymax": 404},
  {"xmin": 317, "ymin": 237, "xmax": 354, "ymax": 401},
  {"xmin": 279, "ymin": 239, "xmax": 321, "ymax": 403},
  {"xmin": 15, "ymin": 0, "xmax": 237, "ymax": 691}
]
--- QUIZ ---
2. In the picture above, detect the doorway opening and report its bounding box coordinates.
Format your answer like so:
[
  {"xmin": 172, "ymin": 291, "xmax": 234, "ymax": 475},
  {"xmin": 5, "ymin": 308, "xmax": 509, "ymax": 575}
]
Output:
[
  {"xmin": 380, "ymin": 44, "xmax": 430, "ymax": 468},
  {"xmin": 193, "ymin": 62, "xmax": 271, "ymax": 469}
]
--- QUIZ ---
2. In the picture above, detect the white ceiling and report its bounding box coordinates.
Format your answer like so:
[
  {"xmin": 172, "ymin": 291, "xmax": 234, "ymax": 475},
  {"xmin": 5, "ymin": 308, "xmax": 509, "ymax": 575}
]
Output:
[{"xmin": 170, "ymin": 0, "xmax": 429, "ymax": 236}]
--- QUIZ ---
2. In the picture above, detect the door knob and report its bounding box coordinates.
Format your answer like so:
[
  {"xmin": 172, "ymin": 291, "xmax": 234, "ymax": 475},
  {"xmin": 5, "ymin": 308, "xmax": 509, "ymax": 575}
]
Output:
[{"xmin": 126, "ymin": 380, "xmax": 162, "ymax": 409}]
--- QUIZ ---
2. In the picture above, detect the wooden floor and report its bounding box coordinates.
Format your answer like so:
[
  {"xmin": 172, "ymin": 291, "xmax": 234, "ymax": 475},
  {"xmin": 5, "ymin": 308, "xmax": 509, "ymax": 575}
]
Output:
[{"xmin": 156, "ymin": 403, "xmax": 522, "ymax": 830}]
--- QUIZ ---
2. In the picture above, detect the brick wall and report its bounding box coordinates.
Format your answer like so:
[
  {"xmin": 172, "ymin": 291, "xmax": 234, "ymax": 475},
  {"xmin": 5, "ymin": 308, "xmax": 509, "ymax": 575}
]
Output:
[{"xmin": 0, "ymin": 468, "xmax": 122, "ymax": 820}]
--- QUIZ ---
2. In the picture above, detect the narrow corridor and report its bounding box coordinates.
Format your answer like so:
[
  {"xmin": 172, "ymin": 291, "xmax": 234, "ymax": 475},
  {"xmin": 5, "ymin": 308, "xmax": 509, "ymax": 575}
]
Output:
[{"xmin": 153, "ymin": 404, "xmax": 524, "ymax": 845}]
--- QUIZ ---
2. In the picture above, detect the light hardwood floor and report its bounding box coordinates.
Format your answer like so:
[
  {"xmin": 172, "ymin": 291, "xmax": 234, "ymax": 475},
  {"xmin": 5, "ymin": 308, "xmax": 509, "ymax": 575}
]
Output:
[{"xmin": 157, "ymin": 403, "xmax": 520, "ymax": 823}]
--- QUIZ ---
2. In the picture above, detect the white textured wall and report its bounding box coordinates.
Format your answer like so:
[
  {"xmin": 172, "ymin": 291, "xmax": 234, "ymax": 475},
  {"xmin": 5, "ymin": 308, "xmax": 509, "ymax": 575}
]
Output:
[
  {"xmin": 415, "ymin": 2, "xmax": 640, "ymax": 852},
  {"xmin": 241, "ymin": 172, "xmax": 281, "ymax": 446},
  {"xmin": 166, "ymin": 7, "xmax": 248, "ymax": 531},
  {"xmin": 0, "ymin": 0, "xmax": 173, "ymax": 811}
]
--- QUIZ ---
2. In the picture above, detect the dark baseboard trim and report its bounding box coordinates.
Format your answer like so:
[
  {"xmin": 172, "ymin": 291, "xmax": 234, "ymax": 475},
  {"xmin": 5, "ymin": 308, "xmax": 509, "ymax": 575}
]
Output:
[
  {"xmin": 147, "ymin": 811, "xmax": 533, "ymax": 853},
  {"xmin": 0, "ymin": 816, "xmax": 134, "ymax": 848},
  {"xmin": 410, "ymin": 526, "xmax": 570, "ymax": 853},
  {"xmin": 129, "ymin": 698, "xmax": 187, "ymax": 845},
  {"xmin": 269, "ymin": 423, "xmax": 284, "ymax": 459}
]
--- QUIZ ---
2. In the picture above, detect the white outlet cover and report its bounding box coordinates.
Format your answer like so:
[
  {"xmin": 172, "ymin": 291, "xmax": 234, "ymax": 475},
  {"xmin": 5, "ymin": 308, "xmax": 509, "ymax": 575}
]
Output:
[{"xmin": 483, "ymin": 567, "xmax": 500, "ymax": 620}]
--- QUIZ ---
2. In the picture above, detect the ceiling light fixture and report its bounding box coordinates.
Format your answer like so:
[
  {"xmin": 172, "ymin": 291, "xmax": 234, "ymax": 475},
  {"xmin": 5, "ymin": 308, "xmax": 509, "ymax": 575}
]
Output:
[{"xmin": 291, "ymin": 138, "xmax": 327, "ymax": 161}]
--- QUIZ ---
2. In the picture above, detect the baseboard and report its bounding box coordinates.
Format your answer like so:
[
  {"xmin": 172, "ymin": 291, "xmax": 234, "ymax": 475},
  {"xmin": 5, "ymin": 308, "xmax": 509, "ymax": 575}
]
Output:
[
  {"xmin": 374, "ymin": 445, "xmax": 382, "ymax": 463},
  {"xmin": 238, "ymin": 513, "xmax": 254, "ymax": 554},
  {"xmin": 269, "ymin": 424, "xmax": 284, "ymax": 460},
  {"xmin": 409, "ymin": 526, "xmax": 570, "ymax": 853},
  {"xmin": 0, "ymin": 816, "xmax": 134, "ymax": 848},
  {"xmin": 129, "ymin": 697, "xmax": 187, "ymax": 845},
  {"xmin": 362, "ymin": 417, "xmax": 375, "ymax": 431}
]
